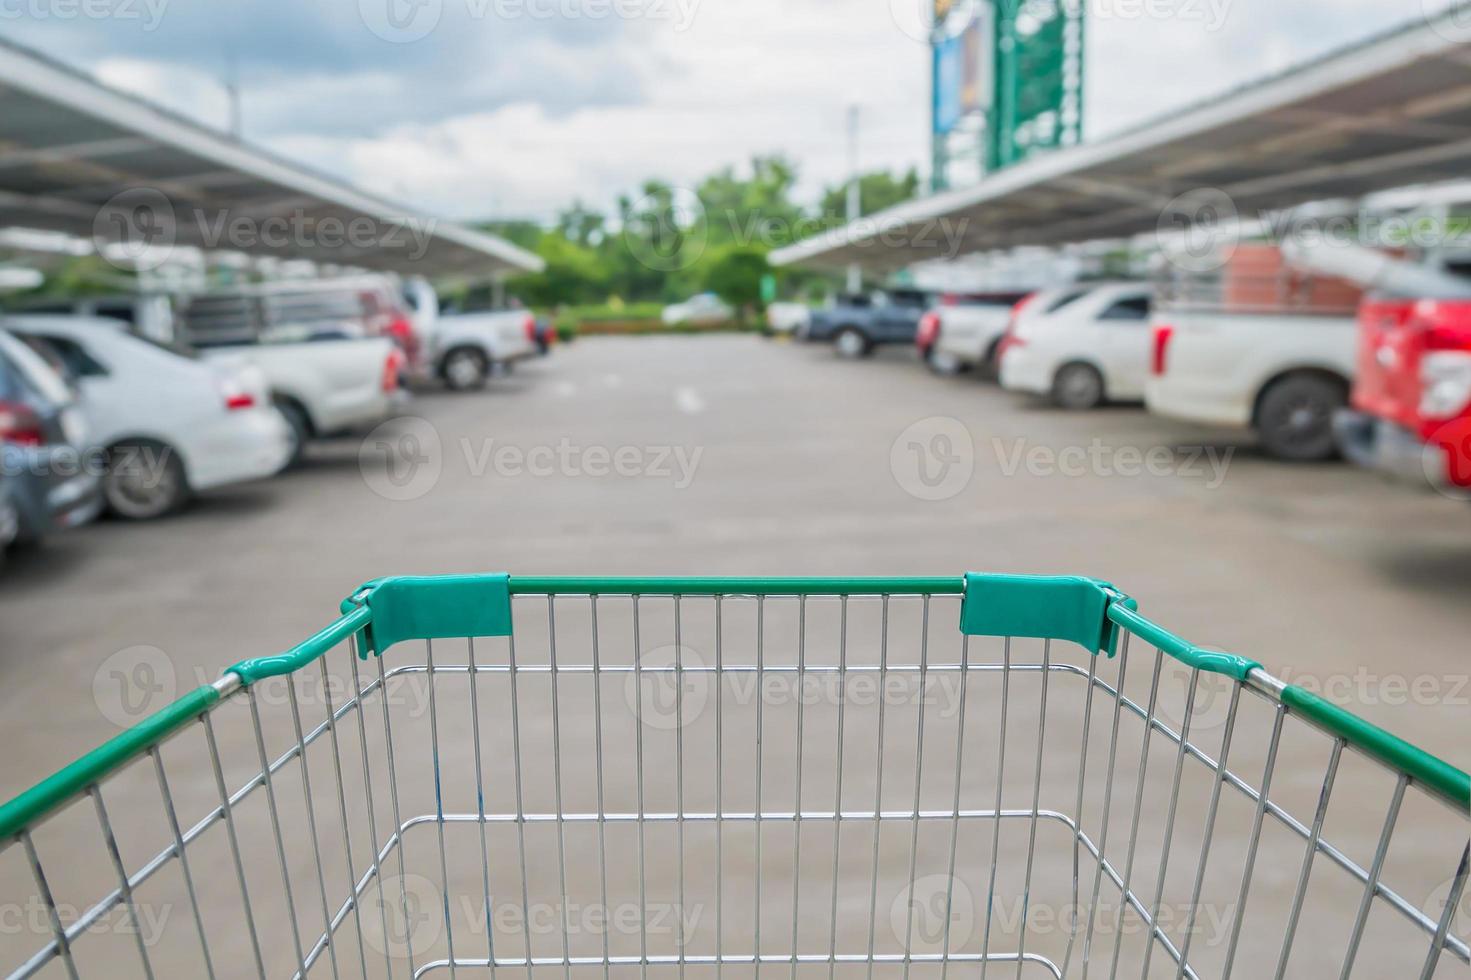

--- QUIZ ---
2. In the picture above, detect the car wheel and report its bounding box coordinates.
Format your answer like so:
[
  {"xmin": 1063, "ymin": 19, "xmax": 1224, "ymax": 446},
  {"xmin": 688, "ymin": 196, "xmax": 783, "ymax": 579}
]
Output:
[
  {"xmin": 274, "ymin": 397, "xmax": 312, "ymax": 468},
  {"xmin": 1051, "ymin": 362, "xmax": 1106, "ymax": 410},
  {"xmin": 103, "ymin": 442, "xmax": 190, "ymax": 520},
  {"xmin": 835, "ymin": 328, "xmax": 871, "ymax": 359},
  {"xmin": 980, "ymin": 339, "xmax": 1005, "ymax": 381},
  {"xmin": 441, "ymin": 346, "xmax": 490, "ymax": 391},
  {"xmin": 1256, "ymin": 374, "xmax": 1346, "ymax": 461},
  {"xmin": 0, "ymin": 495, "xmax": 18, "ymax": 568}
]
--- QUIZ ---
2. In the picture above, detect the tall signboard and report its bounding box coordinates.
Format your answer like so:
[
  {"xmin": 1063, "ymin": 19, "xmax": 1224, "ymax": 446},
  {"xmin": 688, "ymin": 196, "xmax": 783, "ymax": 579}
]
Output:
[{"xmin": 931, "ymin": 0, "xmax": 1084, "ymax": 190}]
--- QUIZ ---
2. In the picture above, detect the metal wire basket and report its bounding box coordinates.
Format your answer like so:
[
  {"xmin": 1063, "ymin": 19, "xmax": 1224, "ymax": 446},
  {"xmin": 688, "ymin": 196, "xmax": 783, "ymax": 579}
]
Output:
[{"xmin": 1, "ymin": 574, "xmax": 1466, "ymax": 979}]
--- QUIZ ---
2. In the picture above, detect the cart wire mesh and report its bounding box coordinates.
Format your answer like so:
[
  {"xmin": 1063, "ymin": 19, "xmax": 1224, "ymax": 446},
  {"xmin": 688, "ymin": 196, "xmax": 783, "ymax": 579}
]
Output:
[{"xmin": 0, "ymin": 575, "xmax": 1466, "ymax": 980}]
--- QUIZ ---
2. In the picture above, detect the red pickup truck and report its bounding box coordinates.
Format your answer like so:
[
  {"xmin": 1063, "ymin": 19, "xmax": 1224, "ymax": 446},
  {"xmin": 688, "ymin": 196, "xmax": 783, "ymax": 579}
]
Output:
[{"xmin": 1335, "ymin": 297, "xmax": 1471, "ymax": 495}]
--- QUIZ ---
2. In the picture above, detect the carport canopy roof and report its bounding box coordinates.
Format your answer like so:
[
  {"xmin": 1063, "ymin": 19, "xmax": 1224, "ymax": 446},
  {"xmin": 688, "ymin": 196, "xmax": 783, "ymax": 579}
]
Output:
[
  {"xmin": 0, "ymin": 38, "xmax": 543, "ymax": 277},
  {"xmin": 771, "ymin": 8, "xmax": 1471, "ymax": 273}
]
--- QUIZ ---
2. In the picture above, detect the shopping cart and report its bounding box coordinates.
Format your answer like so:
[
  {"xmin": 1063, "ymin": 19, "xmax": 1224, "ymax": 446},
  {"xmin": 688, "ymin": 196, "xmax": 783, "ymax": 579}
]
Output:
[{"xmin": 0, "ymin": 574, "xmax": 1466, "ymax": 980}]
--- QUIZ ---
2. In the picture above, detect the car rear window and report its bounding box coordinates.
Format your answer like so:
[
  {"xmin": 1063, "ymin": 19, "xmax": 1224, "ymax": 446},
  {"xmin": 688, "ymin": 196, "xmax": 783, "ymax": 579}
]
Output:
[
  {"xmin": 0, "ymin": 330, "xmax": 72, "ymax": 406},
  {"xmin": 1044, "ymin": 289, "xmax": 1091, "ymax": 314}
]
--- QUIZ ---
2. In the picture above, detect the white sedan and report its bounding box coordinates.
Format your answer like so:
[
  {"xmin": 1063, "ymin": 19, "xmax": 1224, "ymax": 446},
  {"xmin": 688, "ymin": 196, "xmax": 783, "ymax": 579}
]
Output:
[
  {"xmin": 999, "ymin": 283, "xmax": 1155, "ymax": 409},
  {"xmin": 662, "ymin": 293, "xmax": 732, "ymax": 326},
  {"xmin": 5, "ymin": 315, "xmax": 293, "ymax": 519}
]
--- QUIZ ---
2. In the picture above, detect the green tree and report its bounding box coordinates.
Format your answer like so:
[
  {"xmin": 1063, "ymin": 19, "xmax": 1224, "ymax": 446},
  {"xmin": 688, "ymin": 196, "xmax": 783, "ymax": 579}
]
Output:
[
  {"xmin": 701, "ymin": 246, "xmax": 770, "ymax": 322},
  {"xmin": 818, "ymin": 167, "xmax": 921, "ymax": 226}
]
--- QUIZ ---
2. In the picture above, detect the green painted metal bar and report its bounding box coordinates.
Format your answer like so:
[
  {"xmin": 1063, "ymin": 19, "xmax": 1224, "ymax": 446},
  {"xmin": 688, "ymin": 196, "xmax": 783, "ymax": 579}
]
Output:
[
  {"xmin": 1107, "ymin": 603, "xmax": 1262, "ymax": 681},
  {"xmin": 506, "ymin": 576, "xmax": 965, "ymax": 596},
  {"xmin": 228, "ymin": 603, "xmax": 373, "ymax": 683},
  {"xmin": 0, "ymin": 685, "xmax": 221, "ymax": 842},
  {"xmin": 1281, "ymin": 685, "xmax": 1470, "ymax": 813}
]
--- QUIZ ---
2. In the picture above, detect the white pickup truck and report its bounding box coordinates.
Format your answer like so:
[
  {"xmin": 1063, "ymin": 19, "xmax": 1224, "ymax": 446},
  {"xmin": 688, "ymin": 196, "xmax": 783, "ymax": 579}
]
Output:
[
  {"xmin": 201, "ymin": 337, "xmax": 406, "ymax": 464},
  {"xmin": 1145, "ymin": 311, "xmax": 1358, "ymax": 460},
  {"xmin": 423, "ymin": 308, "xmax": 540, "ymax": 390}
]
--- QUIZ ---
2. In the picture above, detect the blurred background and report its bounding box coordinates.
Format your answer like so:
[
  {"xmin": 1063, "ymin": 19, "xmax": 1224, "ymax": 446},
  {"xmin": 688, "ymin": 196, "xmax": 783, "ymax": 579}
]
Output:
[{"xmin": 0, "ymin": 2, "xmax": 1469, "ymax": 978}]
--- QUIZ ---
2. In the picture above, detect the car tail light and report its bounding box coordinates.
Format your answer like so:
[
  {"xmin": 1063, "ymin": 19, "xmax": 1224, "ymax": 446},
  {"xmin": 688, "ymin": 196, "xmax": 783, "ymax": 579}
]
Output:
[
  {"xmin": 1152, "ymin": 324, "xmax": 1175, "ymax": 376},
  {"xmin": 383, "ymin": 348, "xmax": 406, "ymax": 393},
  {"xmin": 0, "ymin": 400, "xmax": 45, "ymax": 445},
  {"xmin": 917, "ymin": 312, "xmax": 941, "ymax": 348},
  {"xmin": 524, "ymin": 314, "xmax": 537, "ymax": 342},
  {"xmin": 384, "ymin": 312, "xmax": 420, "ymax": 362}
]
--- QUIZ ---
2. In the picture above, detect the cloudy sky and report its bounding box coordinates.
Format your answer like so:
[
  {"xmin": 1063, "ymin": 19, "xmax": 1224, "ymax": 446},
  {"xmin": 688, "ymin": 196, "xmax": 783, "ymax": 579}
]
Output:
[{"xmin": 2, "ymin": 0, "xmax": 1456, "ymax": 222}]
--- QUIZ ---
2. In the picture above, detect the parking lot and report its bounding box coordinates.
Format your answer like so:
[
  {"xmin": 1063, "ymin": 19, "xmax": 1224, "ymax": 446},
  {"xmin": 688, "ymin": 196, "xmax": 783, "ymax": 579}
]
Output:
[{"xmin": 4, "ymin": 333, "xmax": 1468, "ymax": 790}]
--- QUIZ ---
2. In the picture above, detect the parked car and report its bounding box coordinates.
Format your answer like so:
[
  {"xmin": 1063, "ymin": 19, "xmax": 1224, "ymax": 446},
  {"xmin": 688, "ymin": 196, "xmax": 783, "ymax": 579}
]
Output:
[
  {"xmin": 916, "ymin": 291, "xmax": 1035, "ymax": 376},
  {"xmin": 11, "ymin": 293, "xmax": 177, "ymax": 343},
  {"xmin": 998, "ymin": 283, "xmax": 1154, "ymax": 409},
  {"xmin": 662, "ymin": 293, "xmax": 733, "ymax": 327},
  {"xmin": 765, "ymin": 302, "xmax": 811, "ymax": 336},
  {"xmin": 806, "ymin": 288, "xmax": 934, "ymax": 357},
  {"xmin": 1146, "ymin": 243, "xmax": 1373, "ymax": 461},
  {"xmin": 423, "ymin": 309, "xmax": 540, "ymax": 390},
  {"xmin": 178, "ymin": 276, "xmax": 424, "ymax": 375},
  {"xmin": 1335, "ymin": 299, "xmax": 1471, "ymax": 492},
  {"xmin": 4, "ymin": 316, "xmax": 292, "ymax": 519},
  {"xmin": 0, "ymin": 330, "xmax": 101, "ymax": 560},
  {"xmin": 202, "ymin": 338, "xmax": 407, "ymax": 464}
]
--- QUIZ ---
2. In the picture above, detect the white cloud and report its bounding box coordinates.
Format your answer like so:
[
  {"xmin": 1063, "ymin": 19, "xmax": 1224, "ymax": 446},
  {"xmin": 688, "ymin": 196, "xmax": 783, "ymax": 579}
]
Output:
[{"xmin": 48, "ymin": 1, "xmax": 1456, "ymax": 222}]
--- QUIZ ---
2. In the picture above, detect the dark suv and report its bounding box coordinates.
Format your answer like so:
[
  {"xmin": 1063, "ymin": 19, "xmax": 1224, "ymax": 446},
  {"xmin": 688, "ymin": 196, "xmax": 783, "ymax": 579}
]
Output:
[
  {"xmin": 0, "ymin": 330, "xmax": 102, "ymax": 565},
  {"xmin": 805, "ymin": 289, "xmax": 935, "ymax": 357}
]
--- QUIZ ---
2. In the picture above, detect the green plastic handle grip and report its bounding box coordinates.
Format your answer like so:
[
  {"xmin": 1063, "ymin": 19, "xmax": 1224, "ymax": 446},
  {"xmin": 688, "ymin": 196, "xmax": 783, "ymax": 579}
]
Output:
[
  {"xmin": 0, "ymin": 685, "xmax": 221, "ymax": 841},
  {"xmin": 1282, "ymin": 685, "xmax": 1470, "ymax": 812}
]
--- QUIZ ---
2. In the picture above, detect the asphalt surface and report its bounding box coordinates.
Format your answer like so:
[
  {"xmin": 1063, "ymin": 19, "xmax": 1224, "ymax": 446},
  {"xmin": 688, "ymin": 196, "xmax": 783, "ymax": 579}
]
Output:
[{"xmin": 1, "ymin": 334, "xmax": 1468, "ymax": 979}]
